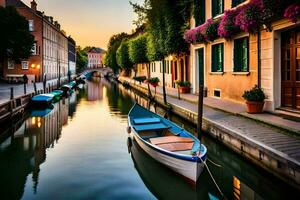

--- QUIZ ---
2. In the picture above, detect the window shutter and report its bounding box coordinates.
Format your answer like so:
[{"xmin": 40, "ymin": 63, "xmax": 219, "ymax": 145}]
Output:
[
  {"xmin": 212, "ymin": 0, "xmax": 217, "ymax": 17},
  {"xmin": 242, "ymin": 38, "xmax": 249, "ymax": 72},
  {"xmin": 234, "ymin": 40, "xmax": 240, "ymax": 72},
  {"xmin": 219, "ymin": 44, "xmax": 223, "ymax": 72}
]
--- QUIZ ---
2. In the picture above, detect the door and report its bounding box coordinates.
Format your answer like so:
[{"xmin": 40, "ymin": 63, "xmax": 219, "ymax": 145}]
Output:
[{"xmin": 281, "ymin": 29, "xmax": 300, "ymax": 110}]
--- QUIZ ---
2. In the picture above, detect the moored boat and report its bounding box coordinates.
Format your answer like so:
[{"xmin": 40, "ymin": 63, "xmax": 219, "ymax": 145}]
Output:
[
  {"xmin": 31, "ymin": 94, "xmax": 54, "ymax": 108},
  {"xmin": 128, "ymin": 103, "xmax": 207, "ymax": 183},
  {"xmin": 50, "ymin": 90, "xmax": 63, "ymax": 102}
]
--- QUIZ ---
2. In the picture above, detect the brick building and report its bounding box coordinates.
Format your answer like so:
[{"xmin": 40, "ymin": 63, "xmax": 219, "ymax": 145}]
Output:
[
  {"xmin": 1, "ymin": 0, "xmax": 71, "ymax": 83},
  {"xmin": 68, "ymin": 36, "xmax": 76, "ymax": 79}
]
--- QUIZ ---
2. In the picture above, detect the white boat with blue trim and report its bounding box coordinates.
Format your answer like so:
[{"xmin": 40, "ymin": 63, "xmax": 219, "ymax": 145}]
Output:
[{"xmin": 128, "ymin": 103, "xmax": 207, "ymax": 183}]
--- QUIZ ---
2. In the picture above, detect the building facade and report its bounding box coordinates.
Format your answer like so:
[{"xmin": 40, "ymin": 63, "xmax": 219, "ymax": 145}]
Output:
[
  {"xmin": 87, "ymin": 48, "xmax": 105, "ymax": 68},
  {"xmin": 187, "ymin": 0, "xmax": 300, "ymax": 112},
  {"xmin": 68, "ymin": 36, "xmax": 76, "ymax": 79},
  {"xmin": 1, "ymin": 0, "xmax": 71, "ymax": 83}
]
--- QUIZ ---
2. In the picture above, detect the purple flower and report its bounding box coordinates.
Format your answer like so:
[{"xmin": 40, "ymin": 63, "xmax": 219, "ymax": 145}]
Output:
[
  {"xmin": 284, "ymin": 3, "xmax": 300, "ymax": 23},
  {"xmin": 218, "ymin": 9, "xmax": 240, "ymax": 39}
]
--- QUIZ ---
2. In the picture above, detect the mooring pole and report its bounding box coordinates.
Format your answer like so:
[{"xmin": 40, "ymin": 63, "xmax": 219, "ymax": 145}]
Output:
[
  {"xmin": 33, "ymin": 82, "xmax": 37, "ymax": 94},
  {"xmin": 197, "ymin": 85, "xmax": 204, "ymax": 140},
  {"xmin": 10, "ymin": 87, "xmax": 14, "ymax": 100},
  {"xmin": 23, "ymin": 83, "xmax": 26, "ymax": 94}
]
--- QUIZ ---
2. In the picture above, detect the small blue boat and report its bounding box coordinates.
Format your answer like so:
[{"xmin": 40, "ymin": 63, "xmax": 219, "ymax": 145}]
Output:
[
  {"xmin": 31, "ymin": 106, "xmax": 54, "ymax": 117},
  {"xmin": 128, "ymin": 103, "xmax": 207, "ymax": 183},
  {"xmin": 31, "ymin": 94, "xmax": 54, "ymax": 108}
]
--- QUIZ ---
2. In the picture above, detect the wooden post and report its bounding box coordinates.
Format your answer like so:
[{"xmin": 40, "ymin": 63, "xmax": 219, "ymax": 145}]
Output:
[
  {"xmin": 197, "ymin": 85, "xmax": 204, "ymax": 140},
  {"xmin": 162, "ymin": 59, "xmax": 167, "ymax": 105},
  {"xmin": 33, "ymin": 82, "xmax": 37, "ymax": 94},
  {"xmin": 23, "ymin": 83, "xmax": 27, "ymax": 94},
  {"xmin": 48, "ymin": 83, "xmax": 51, "ymax": 92},
  {"xmin": 10, "ymin": 87, "xmax": 14, "ymax": 100},
  {"xmin": 177, "ymin": 87, "xmax": 181, "ymax": 100}
]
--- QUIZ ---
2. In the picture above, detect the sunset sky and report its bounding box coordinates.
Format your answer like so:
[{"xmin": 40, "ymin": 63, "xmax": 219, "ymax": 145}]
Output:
[{"xmin": 23, "ymin": 0, "xmax": 143, "ymax": 49}]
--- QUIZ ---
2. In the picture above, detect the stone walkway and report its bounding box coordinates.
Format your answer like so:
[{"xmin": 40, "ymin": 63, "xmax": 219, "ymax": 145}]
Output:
[
  {"xmin": 0, "ymin": 78, "xmax": 66, "ymax": 105},
  {"xmin": 119, "ymin": 76, "xmax": 300, "ymax": 169},
  {"xmin": 121, "ymin": 77, "xmax": 300, "ymax": 134}
]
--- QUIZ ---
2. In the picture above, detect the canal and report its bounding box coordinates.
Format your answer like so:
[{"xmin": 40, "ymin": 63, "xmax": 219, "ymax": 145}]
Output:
[{"xmin": 0, "ymin": 78, "xmax": 299, "ymax": 200}]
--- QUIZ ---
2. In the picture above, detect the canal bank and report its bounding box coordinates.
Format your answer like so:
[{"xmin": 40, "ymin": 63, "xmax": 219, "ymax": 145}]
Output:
[
  {"xmin": 1, "ymin": 78, "xmax": 300, "ymax": 199},
  {"xmin": 118, "ymin": 76, "xmax": 300, "ymax": 190}
]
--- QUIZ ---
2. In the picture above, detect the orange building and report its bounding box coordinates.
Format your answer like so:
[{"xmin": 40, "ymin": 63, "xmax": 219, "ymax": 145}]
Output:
[{"xmin": 87, "ymin": 47, "xmax": 105, "ymax": 69}]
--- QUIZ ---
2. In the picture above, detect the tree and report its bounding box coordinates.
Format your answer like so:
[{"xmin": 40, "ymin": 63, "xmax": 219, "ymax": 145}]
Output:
[
  {"xmin": 116, "ymin": 41, "xmax": 133, "ymax": 72},
  {"xmin": 76, "ymin": 46, "xmax": 87, "ymax": 73},
  {"xmin": 0, "ymin": 6, "xmax": 34, "ymax": 63},
  {"xmin": 104, "ymin": 32, "xmax": 129, "ymax": 73},
  {"xmin": 128, "ymin": 35, "xmax": 148, "ymax": 64}
]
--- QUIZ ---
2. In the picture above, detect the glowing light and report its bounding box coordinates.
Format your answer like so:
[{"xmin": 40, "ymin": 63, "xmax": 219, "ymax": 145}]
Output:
[
  {"xmin": 37, "ymin": 64, "xmax": 40, "ymax": 69},
  {"xmin": 32, "ymin": 117, "xmax": 36, "ymax": 125},
  {"xmin": 31, "ymin": 64, "xmax": 35, "ymax": 68},
  {"xmin": 38, "ymin": 122, "xmax": 42, "ymax": 128},
  {"xmin": 169, "ymin": 55, "xmax": 173, "ymax": 60}
]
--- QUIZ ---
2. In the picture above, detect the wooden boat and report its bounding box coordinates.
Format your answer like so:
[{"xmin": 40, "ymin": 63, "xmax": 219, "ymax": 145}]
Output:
[
  {"xmin": 50, "ymin": 90, "xmax": 63, "ymax": 102},
  {"xmin": 31, "ymin": 94, "xmax": 54, "ymax": 108},
  {"xmin": 128, "ymin": 103, "xmax": 207, "ymax": 183}
]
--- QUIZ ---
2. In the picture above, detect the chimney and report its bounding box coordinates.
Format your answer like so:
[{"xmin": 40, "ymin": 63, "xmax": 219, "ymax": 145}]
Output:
[{"xmin": 31, "ymin": 0, "xmax": 37, "ymax": 11}]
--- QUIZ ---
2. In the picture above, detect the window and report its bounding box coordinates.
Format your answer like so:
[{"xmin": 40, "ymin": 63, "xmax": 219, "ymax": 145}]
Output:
[
  {"xmin": 22, "ymin": 61, "xmax": 29, "ymax": 70},
  {"xmin": 194, "ymin": 0, "xmax": 205, "ymax": 26},
  {"xmin": 232, "ymin": 0, "xmax": 246, "ymax": 7},
  {"xmin": 29, "ymin": 20, "xmax": 34, "ymax": 31},
  {"xmin": 8, "ymin": 60, "xmax": 14, "ymax": 69},
  {"xmin": 212, "ymin": 0, "xmax": 223, "ymax": 17},
  {"xmin": 31, "ymin": 42, "xmax": 37, "ymax": 55},
  {"xmin": 234, "ymin": 37, "xmax": 249, "ymax": 72},
  {"xmin": 211, "ymin": 43, "xmax": 224, "ymax": 72}
]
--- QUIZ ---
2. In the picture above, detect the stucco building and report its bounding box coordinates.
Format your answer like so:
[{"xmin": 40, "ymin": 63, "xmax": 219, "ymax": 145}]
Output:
[{"xmin": 87, "ymin": 47, "xmax": 105, "ymax": 68}]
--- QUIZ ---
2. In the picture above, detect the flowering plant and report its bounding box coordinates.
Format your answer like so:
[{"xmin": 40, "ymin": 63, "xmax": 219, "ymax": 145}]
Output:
[
  {"xmin": 184, "ymin": 19, "xmax": 219, "ymax": 43},
  {"xmin": 218, "ymin": 9, "xmax": 240, "ymax": 39},
  {"xmin": 284, "ymin": 3, "xmax": 300, "ymax": 23},
  {"xmin": 235, "ymin": 1, "xmax": 263, "ymax": 33},
  {"xmin": 202, "ymin": 19, "xmax": 220, "ymax": 42}
]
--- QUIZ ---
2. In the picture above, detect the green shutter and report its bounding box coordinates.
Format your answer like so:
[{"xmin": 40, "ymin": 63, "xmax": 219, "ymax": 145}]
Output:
[
  {"xmin": 212, "ymin": 0, "xmax": 217, "ymax": 17},
  {"xmin": 242, "ymin": 38, "xmax": 248, "ymax": 72},
  {"xmin": 234, "ymin": 37, "xmax": 249, "ymax": 72}
]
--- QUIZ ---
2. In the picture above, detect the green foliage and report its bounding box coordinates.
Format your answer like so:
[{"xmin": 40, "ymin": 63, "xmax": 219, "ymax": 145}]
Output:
[
  {"xmin": 116, "ymin": 41, "xmax": 133, "ymax": 70},
  {"xmin": 76, "ymin": 46, "xmax": 87, "ymax": 72},
  {"xmin": 105, "ymin": 32, "xmax": 129, "ymax": 73},
  {"xmin": 0, "ymin": 6, "xmax": 34, "ymax": 62},
  {"xmin": 175, "ymin": 80, "xmax": 191, "ymax": 87},
  {"xmin": 128, "ymin": 35, "xmax": 148, "ymax": 64},
  {"xmin": 133, "ymin": 76, "xmax": 147, "ymax": 83},
  {"xmin": 147, "ymin": 77, "xmax": 160, "ymax": 84},
  {"xmin": 242, "ymin": 85, "xmax": 266, "ymax": 102},
  {"xmin": 146, "ymin": 0, "xmax": 189, "ymax": 58}
]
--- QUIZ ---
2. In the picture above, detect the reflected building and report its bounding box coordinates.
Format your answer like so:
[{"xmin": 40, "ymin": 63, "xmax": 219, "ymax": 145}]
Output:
[
  {"xmin": 87, "ymin": 80, "xmax": 103, "ymax": 101},
  {"xmin": 0, "ymin": 101, "xmax": 69, "ymax": 199}
]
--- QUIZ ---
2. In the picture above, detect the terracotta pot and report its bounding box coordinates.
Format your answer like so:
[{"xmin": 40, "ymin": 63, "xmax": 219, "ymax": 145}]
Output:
[
  {"xmin": 246, "ymin": 101, "xmax": 264, "ymax": 114},
  {"xmin": 150, "ymin": 82, "xmax": 158, "ymax": 87},
  {"xmin": 179, "ymin": 86, "xmax": 191, "ymax": 94}
]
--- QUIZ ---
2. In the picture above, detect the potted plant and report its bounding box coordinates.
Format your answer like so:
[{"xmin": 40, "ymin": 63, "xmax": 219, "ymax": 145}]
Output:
[
  {"xmin": 175, "ymin": 80, "xmax": 191, "ymax": 94},
  {"xmin": 133, "ymin": 76, "xmax": 146, "ymax": 84},
  {"xmin": 242, "ymin": 85, "xmax": 266, "ymax": 114},
  {"xmin": 146, "ymin": 77, "xmax": 160, "ymax": 87}
]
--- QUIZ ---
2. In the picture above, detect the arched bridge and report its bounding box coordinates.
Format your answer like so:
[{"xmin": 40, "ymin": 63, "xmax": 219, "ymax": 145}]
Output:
[{"xmin": 80, "ymin": 67, "xmax": 113, "ymax": 79}]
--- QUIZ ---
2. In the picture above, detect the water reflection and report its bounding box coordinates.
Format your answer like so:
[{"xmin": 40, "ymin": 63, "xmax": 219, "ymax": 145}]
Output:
[
  {"xmin": 0, "ymin": 79, "xmax": 299, "ymax": 199},
  {"xmin": 0, "ymin": 99, "xmax": 70, "ymax": 200}
]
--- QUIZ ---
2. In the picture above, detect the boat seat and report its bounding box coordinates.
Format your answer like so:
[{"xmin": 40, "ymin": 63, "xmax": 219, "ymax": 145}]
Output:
[
  {"xmin": 133, "ymin": 117, "xmax": 161, "ymax": 125},
  {"xmin": 149, "ymin": 136, "xmax": 195, "ymax": 152},
  {"xmin": 134, "ymin": 123, "xmax": 170, "ymax": 132}
]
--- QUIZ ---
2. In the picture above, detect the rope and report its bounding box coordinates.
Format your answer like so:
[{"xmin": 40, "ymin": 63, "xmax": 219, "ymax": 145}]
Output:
[
  {"xmin": 199, "ymin": 156, "xmax": 226, "ymax": 199},
  {"xmin": 207, "ymin": 158, "xmax": 223, "ymax": 168}
]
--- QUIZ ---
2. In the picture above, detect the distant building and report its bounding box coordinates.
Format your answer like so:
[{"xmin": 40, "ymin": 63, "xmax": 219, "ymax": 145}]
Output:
[
  {"xmin": 87, "ymin": 47, "xmax": 105, "ymax": 68},
  {"xmin": 68, "ymin": 36, "xmax": 76, "ymax": 79},
  {"xmin": 1, "ymin": 0, "xmax": 72, "ymax": 83}
]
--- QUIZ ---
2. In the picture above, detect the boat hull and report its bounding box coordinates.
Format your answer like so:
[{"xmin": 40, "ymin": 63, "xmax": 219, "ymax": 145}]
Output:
[{"xmin": 132, "ymin": 130, "xmax": 205, "ymax": 183}]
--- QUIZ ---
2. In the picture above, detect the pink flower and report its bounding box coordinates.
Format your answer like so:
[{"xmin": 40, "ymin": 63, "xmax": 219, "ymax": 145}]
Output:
[{"xmin": 284, "ymin": 3, "xmax": 300, "ymax": 23}]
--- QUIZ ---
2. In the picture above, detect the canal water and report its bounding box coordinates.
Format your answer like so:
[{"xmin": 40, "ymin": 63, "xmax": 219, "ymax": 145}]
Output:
[{"xmin": 0, "ymin": 78, "xmax": 299, "ymax": 200}]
